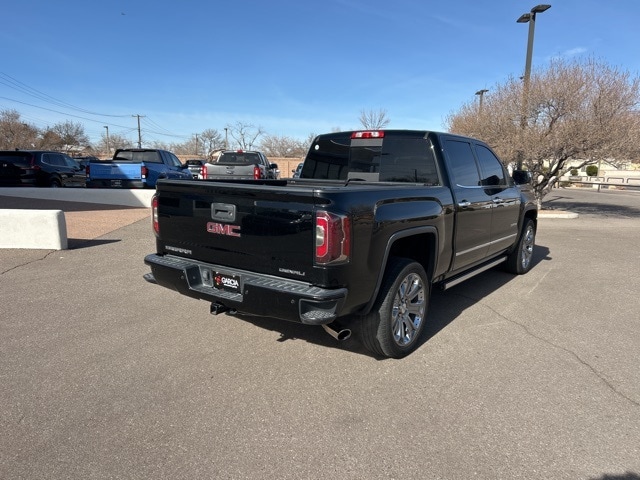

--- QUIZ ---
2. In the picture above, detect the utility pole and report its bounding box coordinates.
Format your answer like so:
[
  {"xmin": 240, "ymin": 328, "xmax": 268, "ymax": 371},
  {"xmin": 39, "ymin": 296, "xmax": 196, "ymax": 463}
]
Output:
[
  {"xmin": 195, "ymin": 133, "xmax": 198, "ymax": 155},
  {"xmin": 103, "ymin": 126, "xmax": 111, "ymax": 157},
  {"xmin": 132, "ymin": 114, "xmax": 145, "ymax": 148}
]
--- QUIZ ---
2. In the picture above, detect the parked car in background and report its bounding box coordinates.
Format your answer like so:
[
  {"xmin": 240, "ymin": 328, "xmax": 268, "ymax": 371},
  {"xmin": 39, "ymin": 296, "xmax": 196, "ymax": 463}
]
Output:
[
  {"xmin": 203, "ymin": 150, "xmax": 278, "ymax": 180},
  {"xmin": 86, "ymin": 148, "xmax": 192, "ymax": 188},
  {"xmin": 0, "ymin": 150, "xmax": 86, "ymax": 187},
  {"xmin": 184, "ymin": 159, "xmax": 207, "ymax": 179}
]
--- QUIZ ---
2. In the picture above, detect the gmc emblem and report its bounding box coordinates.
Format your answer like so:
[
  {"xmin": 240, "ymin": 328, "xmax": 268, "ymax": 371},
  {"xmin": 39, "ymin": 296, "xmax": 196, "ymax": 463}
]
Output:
[{"xmin": 207, "ymin": 222, "xmax": 241, "ymax": 237}]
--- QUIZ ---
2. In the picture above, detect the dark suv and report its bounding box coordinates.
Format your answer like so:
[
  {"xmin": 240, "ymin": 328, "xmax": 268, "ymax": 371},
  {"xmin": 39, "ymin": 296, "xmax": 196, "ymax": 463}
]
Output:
[{"xmin": 0, "ymin": 150, "xmax": 86, "ymax": 187}]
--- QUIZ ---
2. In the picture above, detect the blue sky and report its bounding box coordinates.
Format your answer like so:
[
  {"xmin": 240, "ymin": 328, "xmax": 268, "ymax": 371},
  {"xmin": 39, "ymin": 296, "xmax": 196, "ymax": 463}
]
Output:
[{"xmin": 1, "ymin": 0, "xmax": 639, "ymax": 146}]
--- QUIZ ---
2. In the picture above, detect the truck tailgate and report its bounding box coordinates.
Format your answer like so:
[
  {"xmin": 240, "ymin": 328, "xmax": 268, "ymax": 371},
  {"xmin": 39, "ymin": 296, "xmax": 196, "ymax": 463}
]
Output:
[
  {"xmin": 155, "ymin": 180, "xmax": 318, "ymax": 280},
  {"xmin": 89, "ymin": 161, "xmax": 142, "ymax": 180}
]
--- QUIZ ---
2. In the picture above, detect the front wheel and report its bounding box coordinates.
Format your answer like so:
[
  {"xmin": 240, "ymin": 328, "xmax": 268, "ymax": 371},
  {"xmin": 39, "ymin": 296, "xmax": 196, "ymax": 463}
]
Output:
[
  {"xmin": 360, "ymin": 258, "xmax": 429, "ymax": 359},
  {"xmin": 505, "ymin": 218, "xmax": 536, "ymax": 274}
]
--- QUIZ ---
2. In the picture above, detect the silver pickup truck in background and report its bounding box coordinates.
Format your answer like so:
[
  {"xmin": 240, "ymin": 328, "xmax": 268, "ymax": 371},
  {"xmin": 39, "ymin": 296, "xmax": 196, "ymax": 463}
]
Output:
[{"xmin": 202, "ymin": 150, "xmax": 278, "ymax": 180}]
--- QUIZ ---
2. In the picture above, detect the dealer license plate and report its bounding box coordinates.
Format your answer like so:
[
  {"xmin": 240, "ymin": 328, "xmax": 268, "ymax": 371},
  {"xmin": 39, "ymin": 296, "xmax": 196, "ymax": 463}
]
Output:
[
  {"xmin": 111, "ymin": 179, "xmax": 123, "ymax": 187},
  {"xmin": 213, "ymin": 272, "xmax": 241, "ymax": 293}
]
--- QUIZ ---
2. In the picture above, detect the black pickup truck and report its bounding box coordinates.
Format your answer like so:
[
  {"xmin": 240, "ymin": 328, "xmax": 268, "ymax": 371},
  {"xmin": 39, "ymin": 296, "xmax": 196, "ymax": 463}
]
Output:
[{"xmin": 144, "ymin": 130, "xmax": 537, "ymax": 358}]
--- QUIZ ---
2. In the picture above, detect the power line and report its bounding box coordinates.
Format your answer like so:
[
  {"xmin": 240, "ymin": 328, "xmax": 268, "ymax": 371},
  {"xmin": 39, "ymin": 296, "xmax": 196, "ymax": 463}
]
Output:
[
  {"xmin": 1, "ymin": 73, "xmax": 199, "ymax": 144},
  {"xmin": 0, "ymin": 96, "xmax": 134, "ymax": 130},
  {"xmin": 0, "ymin": 72, "xmax": 130, "ymax": 118}
]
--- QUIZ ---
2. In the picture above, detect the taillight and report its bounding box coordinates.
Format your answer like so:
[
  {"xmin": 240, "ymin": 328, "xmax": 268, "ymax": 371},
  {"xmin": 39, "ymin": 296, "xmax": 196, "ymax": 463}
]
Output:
[
  {"xmin": 141, "ymin": 165, "xmax": 149, "ymax": 179},
  {"xmin": 315, "ymin": 211, "xmax": 351, "ymax": 265},
  {"xmin": 201, "ymin": 164, "xmax": 207, "ymax": 179},
  {"xmin": 30, "ymin": 154, "xmax": 40, "ymax": 171},
  {"xmin": 151, "ymin": 195, "xmax": 159, "ymax": 236},
  {"xmin": 253, "ymin": 165, "xmax": 262, "ymax": 179},
  {"xmin": 85, "ymin": 164, "xmax": 90, "ymax": 177}
]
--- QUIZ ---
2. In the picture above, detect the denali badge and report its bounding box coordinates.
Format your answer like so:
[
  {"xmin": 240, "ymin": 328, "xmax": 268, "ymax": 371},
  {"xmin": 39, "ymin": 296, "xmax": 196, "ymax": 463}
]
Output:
[{"xmin": 207, "ymin": 222, "xmax": 241, "ymax": 237}]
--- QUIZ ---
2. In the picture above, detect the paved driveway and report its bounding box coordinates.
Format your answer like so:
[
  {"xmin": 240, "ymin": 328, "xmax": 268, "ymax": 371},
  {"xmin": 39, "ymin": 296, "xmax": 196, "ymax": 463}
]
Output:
[{"xmin": 1, "ymin": 188, "xmax": 639, "ymax": 479}]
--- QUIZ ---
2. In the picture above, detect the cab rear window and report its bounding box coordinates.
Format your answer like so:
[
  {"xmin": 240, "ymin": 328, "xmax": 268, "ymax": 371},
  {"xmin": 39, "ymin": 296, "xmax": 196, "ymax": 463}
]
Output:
[
  {"xmin": 302, "ymin": 132, "xmax": 440, "ymax": 185},
  {"xmin": 217, "ymin": 152, "xmax": 260, "ymax": 165}
]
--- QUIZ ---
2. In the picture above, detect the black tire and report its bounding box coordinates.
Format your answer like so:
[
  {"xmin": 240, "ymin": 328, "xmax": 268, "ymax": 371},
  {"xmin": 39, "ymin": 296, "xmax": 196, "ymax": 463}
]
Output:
[
  {"xmin": 360, "ymin": 257, "xmax": 429, "ymax": 359},
  {"xmin": 505, "ymin": 218, "xmax": 536, "ymax": 274},
  {"xmin": 49, "ymin": 177, "xmax": 62, "ymax": 188}
]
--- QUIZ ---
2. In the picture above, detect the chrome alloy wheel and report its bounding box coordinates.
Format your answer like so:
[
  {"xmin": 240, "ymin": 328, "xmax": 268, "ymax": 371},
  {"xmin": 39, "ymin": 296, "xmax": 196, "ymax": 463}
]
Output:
[
  {"xmin": 391, "ymin": 273, "xmax": 426, "ymax": 346},
  {"xmin": 520, "ymin": 224, "xmax": 535, "ymax": 270}
]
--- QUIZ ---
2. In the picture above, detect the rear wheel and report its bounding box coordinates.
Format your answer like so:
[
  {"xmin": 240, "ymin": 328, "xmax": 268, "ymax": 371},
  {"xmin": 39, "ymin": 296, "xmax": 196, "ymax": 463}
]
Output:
[
  {"xmin": 49, "ymin": 177, "xmax": 62, "ymax": 188},
  {"xmin": 360, "ymin": 257, "xmax": 429, "ymax": 359},
  {"xmin": 505, "ymin": 218, "xmax": 536, "ymax": 274}
]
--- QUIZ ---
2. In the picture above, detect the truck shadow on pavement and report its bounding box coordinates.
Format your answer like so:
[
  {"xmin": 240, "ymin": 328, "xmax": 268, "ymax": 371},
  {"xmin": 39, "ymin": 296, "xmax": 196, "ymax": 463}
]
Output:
[
  {"xmin": 233, "ymin": 244, "xmax": 552, "ymax": 359},
  {"xmin": 67, "ymin": 238, "xmax": 122, "ymax": 249}
]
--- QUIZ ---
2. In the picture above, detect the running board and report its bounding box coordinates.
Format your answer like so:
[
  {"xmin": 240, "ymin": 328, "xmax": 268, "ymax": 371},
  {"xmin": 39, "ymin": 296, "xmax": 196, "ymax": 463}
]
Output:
[{"xmin": 441, "ymin": 256, "xmax": 507, "ymax": 291}]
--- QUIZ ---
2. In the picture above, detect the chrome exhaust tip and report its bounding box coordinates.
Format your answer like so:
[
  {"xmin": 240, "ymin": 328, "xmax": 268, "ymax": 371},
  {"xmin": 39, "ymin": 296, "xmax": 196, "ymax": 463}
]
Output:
[{"xmin": 321, "ymin": 322, "xmax": 351, "ymax": 341}]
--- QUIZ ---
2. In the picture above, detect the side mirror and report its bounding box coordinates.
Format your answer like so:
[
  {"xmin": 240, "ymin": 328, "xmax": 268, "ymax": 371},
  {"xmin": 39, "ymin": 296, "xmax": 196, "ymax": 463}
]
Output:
[
  {"xmin": 512, "ymin": 170, "xmax": 532, "ymax": 185},
  {"xmin": 270, "ymin": 163, "xmax": 278, "ymax": 169}
]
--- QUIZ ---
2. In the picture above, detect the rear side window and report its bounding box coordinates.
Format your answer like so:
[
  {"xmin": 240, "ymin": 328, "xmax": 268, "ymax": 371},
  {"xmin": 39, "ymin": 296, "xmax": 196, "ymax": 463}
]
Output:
[
  {"xmin": 42, "ymin": 153, "xmax": 66, "ymax": 167},
  {"xmin": 444, "ymin": 140, "xmax": 481, "ymax": 187},
  {"xmin": 302, "ymin": 132, "xmax": 440, "ymax": 184}
]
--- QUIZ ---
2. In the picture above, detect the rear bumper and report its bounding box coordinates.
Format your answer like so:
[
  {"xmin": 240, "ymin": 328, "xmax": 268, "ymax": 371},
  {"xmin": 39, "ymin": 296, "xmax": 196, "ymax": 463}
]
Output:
[
  {"xmin": 86, "ymin": 179, "xmax": 146, "ymax": 188},
  {"xmin": 143, "ymin": 254, "xmax": 348, "ymax": 325}
]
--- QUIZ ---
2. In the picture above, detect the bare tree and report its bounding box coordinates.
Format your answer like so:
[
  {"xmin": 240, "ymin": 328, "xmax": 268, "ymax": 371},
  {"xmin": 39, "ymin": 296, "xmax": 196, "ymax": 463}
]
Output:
[
  {"xmin": 445, "ymin": 57, "xmax": 640, "ymax": 207},
  {"xmin": 259, "ymin": 134, "xmax": 307, "ymax": 157},
  {"xmin": 199, "ymin": 129, "xmax": 225, "ymax": 158},
  {"xmin": 0, "ymin": 109, "xmax": 39, "ymax": 149},
  {"xmin": 47, "ymin": 120, "xmax": 90, "ymax": 153},
  {"xmin": 359, "ymin": 108, "xmax": 390, "ymax": 130},
  {"xmin": 95, "ymin": 132, "xmax": 134, "ymax": 157},
  {"xmin": 226, "ymin": 121, "xmax": 264, "ymax": 150}
]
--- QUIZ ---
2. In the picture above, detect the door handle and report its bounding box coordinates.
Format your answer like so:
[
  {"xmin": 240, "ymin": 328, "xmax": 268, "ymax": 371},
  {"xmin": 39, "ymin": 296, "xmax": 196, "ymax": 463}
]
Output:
[
  {"xmin": 458, "ymin": 201, "xmax": 471, "ymax": 208},
  {"xmin": 492, "ymin": 197, "xmax": 504, "ymax": 204}
]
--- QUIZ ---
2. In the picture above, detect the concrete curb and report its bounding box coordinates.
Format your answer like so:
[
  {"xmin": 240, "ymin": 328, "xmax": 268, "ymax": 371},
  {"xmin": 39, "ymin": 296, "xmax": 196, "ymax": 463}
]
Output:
[
  {"xmin": 0, "ymin": 209, "xmax": 68, "ymax": 250},
  {"xmin": 0, "ymin": 187, "xmax": 155, "ymax": 208},
  {"xmin": 538, "ymin": 210, "xmax": 579, "ymax": 219},
  {"xmin": 0, "ymin": 188, "xmax": 154, "ymax": 250}
]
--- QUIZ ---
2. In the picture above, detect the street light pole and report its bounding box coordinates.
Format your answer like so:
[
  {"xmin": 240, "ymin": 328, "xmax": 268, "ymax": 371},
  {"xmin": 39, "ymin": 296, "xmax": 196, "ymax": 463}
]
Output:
[
  {"xmin": 517, "ymin": 4, "xmax": 551, "ymax": 92},
  {"xmin": 475, "ymin": 89, "xmax": 489, "ymax": 113},
  {"xmin": 103, "ymin": 126, "xmax": 111, "ymax": 157},
  {"xmin": 516, "ymin": 4, "xmax": 551, "ymax": 168}
]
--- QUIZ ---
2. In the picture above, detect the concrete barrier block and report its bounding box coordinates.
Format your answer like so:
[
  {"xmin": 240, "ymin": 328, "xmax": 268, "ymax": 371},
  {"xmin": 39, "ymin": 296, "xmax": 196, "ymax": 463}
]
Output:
[{"xmin": 0, "ymin": 209, "xmax": 68, "ymax": 250}]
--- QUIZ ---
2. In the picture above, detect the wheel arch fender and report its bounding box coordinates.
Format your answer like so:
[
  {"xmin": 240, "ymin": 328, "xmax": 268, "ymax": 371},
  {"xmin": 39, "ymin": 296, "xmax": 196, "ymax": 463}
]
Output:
[{"xmin": 361, "ymin": 226, "xmax": 439, "ymax": 315}]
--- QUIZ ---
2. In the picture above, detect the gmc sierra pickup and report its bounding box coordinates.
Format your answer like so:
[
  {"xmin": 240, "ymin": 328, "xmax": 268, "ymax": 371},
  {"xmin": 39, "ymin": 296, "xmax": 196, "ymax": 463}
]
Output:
[{"xmin": 144, "ymin": 130, "xmax": 537, "ymax": 358}]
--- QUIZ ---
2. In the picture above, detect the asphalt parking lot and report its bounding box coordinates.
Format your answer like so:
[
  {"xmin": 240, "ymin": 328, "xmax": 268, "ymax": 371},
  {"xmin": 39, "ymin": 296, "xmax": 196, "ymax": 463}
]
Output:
[{"xmin": 1, "ymin": 187, "xmax": 639, "ymax": 479}]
